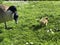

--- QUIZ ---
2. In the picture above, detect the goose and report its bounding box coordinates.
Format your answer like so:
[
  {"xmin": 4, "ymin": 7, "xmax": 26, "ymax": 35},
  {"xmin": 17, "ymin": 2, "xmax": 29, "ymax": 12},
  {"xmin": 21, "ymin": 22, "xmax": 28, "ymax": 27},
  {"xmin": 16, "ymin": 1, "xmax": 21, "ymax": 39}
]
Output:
[{"xmin": 0, "ymin": 4, "xmax": 18, "ymax": 29}]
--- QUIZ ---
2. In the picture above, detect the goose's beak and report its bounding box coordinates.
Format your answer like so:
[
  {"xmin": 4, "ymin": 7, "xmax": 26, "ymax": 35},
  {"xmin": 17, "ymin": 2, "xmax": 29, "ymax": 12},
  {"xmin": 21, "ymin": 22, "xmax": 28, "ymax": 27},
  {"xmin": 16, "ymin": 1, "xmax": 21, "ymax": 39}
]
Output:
[
  {"xmin": 14, "ymin": 12, "xmax": 18, "ymax": 24},
  {"xmin": 15, "ymin": 15, "xmax": 18, "ymax": 24},
  {"xmin": 15, "ymin": 19, "xmax": 18, "ymax": 24}
]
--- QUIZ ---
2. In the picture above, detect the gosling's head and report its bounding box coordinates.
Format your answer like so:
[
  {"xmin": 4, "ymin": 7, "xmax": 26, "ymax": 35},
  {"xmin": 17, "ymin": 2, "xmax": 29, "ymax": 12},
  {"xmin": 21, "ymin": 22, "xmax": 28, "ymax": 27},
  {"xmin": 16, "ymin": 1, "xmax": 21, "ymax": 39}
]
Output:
[{"xmin": 45, "ymin": 17, "xmax": 48, "ymax": 20}]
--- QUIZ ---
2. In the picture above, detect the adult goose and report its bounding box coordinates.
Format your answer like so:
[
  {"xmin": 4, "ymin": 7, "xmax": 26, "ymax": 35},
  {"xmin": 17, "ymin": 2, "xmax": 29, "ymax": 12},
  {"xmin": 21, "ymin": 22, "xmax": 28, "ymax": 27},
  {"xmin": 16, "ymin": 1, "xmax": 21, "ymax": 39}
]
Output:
[{"xmin": 0, "ymin": 4, "xmax": 18, "ymax": 29}]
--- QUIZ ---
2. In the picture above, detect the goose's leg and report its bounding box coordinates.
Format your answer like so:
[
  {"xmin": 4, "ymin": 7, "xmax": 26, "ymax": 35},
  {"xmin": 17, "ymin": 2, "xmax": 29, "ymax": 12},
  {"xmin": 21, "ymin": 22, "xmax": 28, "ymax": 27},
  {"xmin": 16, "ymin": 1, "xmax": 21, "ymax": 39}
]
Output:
[{"xmin": 4, "ymin": 22, "xmax": 7, "ymax": 29}]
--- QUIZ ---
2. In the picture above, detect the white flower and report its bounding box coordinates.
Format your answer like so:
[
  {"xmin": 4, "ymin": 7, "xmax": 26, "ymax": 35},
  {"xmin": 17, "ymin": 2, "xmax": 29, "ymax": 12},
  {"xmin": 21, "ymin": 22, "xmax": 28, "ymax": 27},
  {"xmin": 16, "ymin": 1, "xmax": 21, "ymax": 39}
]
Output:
[
  {"xmin": 26, "ymin": 42, "xmax": 29, "ymax": 44},
  {"xmin": 51, "ymin": 31, "xmax": 54, "ymax": 34},
  {"xmin": 50, "ymin": 29, "xmax": 52, "ymax": 31},
  {"xmin": 50, "ymin": 29, "xmax": 54, "ymax": 34},
  {"xmin": 47, "ymin": 30, "xmax": 50, "ymax": 32},
  {"xmin": 30, "ymin": 42, "xmax": 34, "ymax": 44}
]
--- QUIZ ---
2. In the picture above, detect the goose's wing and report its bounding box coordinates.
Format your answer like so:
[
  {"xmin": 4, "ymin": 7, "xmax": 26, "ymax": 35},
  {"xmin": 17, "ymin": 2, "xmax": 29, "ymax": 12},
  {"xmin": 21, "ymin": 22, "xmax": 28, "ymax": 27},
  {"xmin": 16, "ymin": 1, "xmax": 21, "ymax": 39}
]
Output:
[
  {"xmin": 0, "ymin": 7, "xmax": 5, "ymax": 14},
  {"xmin": 0, "ymin": 4, "xmax": 9, "ymax": 12},
  {"xmin": 0, "ymin": 4, "xmax": 8, "ymax": 23},
  {"xmin": 0, "ymin": 4, "xmax": 13, "ymax": 23}
]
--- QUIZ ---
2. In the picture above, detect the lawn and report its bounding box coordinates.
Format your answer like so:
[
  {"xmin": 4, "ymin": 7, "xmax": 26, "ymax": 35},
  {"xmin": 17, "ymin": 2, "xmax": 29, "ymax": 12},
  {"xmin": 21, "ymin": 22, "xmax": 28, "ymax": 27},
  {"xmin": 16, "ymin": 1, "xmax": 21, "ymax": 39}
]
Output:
[{"xmin": 0, "ymin": 1, "xmax": 60, "ymax": 45}]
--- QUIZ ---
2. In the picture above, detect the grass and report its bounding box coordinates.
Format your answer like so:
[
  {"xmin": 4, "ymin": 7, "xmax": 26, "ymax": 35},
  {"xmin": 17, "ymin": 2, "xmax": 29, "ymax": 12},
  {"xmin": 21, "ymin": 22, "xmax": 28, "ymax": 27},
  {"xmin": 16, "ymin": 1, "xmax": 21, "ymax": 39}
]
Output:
[{"xmin": 0, "ymin": 1, "xmax": 60, "ymax": 45}]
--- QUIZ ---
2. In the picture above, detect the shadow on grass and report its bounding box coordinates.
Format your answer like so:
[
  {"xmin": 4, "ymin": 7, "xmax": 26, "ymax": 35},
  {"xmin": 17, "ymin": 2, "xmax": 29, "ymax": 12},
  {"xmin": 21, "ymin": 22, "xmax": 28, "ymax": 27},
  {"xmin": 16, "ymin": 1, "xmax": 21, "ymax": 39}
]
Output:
[
  {"xmin": 0, "ymin": 27, "xmax": 4, "ymax": 29},
  {"xmin": 0, "ymin": 27, "xmax": 13, "ymax": 30},
  {"xmin": 0, "ymin": 30, "xmax": 3, "ymax": 33},
  {"xmin": 5, "ymin": 27, "xmax": 13, "ymax": 30},
  {"xmin": 0, "ymin": 37, "xmax": 4, "ymax": 42},
  {"xmin": 30, "ymin": 24, "xmax": 45, "ymax": 31},
  {"xmin": 0, "ymin": 27, "xmax": 3, "ymax": 33}
]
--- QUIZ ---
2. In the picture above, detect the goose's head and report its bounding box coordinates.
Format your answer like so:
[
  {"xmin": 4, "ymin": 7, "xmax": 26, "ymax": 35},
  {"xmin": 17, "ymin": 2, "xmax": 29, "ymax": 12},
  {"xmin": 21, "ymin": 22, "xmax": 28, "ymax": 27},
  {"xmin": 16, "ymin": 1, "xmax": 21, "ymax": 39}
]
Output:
[{"xmin": 7, "ymin": 6, "xmax": 18, "ymax": 24}]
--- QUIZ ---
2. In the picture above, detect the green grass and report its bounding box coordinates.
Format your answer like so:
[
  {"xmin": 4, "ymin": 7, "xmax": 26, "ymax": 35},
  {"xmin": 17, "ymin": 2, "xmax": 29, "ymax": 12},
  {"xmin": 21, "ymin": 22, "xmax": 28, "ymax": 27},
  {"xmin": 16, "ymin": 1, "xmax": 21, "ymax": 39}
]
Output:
[{"xmin": 0, "ymin": 1, "xmax": 60, "ymax": 45}]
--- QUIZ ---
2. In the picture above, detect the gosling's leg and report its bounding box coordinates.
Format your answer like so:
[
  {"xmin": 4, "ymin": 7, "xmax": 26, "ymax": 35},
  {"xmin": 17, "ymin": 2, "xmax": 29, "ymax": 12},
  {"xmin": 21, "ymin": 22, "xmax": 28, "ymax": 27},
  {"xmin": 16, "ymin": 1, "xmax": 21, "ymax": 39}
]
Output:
[{"xmin": 4, "ymin": 22, "xmax": 7, "ymax": 29}]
